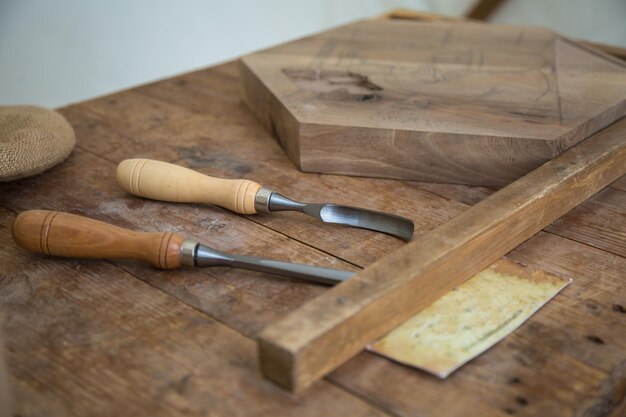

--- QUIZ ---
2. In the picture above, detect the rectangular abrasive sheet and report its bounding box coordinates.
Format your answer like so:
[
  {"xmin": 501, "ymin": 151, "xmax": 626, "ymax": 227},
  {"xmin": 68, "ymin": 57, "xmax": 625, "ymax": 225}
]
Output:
[{"xmin": 369, "ymin": 258, "xmax": 571, "ymax": 378}]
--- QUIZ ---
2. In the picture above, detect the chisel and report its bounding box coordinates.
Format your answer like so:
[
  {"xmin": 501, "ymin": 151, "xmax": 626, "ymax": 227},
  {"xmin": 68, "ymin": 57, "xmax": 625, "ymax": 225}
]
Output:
[
  {"xmin": 11, "ymin": 210, "xmax": 354, "ymax": 285},
  {"xmin": 116, "ymin": 159, "xmax": 414, "ymax": 241}
]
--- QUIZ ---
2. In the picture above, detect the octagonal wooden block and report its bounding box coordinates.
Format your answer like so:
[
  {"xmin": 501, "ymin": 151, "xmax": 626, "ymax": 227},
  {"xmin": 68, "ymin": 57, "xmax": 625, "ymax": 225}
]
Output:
[{"xmin": 239, "ymin": 19, "xmax": 626, "ymax": 186}]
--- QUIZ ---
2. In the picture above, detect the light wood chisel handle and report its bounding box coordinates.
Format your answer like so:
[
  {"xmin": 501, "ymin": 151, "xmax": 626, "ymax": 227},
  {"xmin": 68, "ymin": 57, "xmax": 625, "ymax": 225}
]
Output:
[
  {"xmin": 12, "ymin": 210, "xmax": 185, "ymax": 269},
  {"xmin": 117, "ymin": 158, "xmax": 262, "ymax": 214}
]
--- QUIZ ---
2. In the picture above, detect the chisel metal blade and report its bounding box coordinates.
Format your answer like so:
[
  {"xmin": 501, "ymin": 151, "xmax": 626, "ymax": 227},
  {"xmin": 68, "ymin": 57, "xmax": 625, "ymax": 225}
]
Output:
[
  {"xmin": 261, "ymin": 191, "xmax": 415, "ymax": 241},
  {"xmin": 188, "ymin": 242, "xmax": 355, "ymax": 285},
  {"xmin": 305, "ymin": 203, "xmax": 414, "ymax": 241}
]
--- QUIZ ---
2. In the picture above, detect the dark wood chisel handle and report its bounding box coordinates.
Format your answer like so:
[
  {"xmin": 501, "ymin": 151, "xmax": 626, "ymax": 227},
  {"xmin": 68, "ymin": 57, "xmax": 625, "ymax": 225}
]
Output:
[{"xmin": 11, "ymin": 210, "xmax": 185, "ymax": 269}]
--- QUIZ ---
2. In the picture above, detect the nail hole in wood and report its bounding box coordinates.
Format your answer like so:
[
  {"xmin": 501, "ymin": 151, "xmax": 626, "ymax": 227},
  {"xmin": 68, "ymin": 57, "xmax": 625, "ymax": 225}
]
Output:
[
  {"xmin": 586, "ymin": 335, "xmax": 605, "ymax": 344},
  {"xmin": 515, "ymin": 396, "xmax": 529, "ymax": 406}
]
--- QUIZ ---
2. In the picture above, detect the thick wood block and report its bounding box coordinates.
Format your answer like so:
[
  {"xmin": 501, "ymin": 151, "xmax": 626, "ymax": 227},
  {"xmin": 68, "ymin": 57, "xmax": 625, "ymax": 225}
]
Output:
[
  {"xmin": 240, "ymin": 19, "xmax": 626, "ymax": 186},
  {"xmin": 257, "ymin": 118, "xmax": 626, "ymax": 393}
]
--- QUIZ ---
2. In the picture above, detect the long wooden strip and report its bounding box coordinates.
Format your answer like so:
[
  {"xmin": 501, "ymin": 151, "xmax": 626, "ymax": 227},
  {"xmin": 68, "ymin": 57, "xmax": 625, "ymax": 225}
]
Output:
[{"xmin": 258, "ymin": 118, "xmax": 626, "ymax": 392}]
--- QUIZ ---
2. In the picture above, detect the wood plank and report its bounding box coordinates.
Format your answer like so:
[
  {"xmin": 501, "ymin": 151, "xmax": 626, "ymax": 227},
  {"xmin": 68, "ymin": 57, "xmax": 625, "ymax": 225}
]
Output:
[
  {"xmin": 51, "ymin": 92, "xmax": 626, "ymax": 416},
  {"xmin": 3, "ymin": 60, "xmax": 624, "ymax": 415},
  {"xmin": 0, "ymin": 149, "xmax": 358, "ymax": 338},
  {"xmin": 0, "ymin": 109, "xmax": 587, "ymax": 417},
  {"xmin": 64, "ymin": 72, "xmax": 626, "ymax": 358},
  {"xmin": 411, "ymin": 180, "xmax": 626, "ymax": 257},
  {"xmin": 10, "ymin": 154, "xmax": 619, "ymax": 417},
  {"xmin": 545, "ymin": 187, "xmax": 626, "ymax": 257},
  {"xmin": 611, "ymin": 174, "xmax": 626, "ymax": 192},
  {"xmin": 56, "ymin": 78, "xmax": 619, "ymax": 360},
  {"xmin": 0, "ymin": 208, "xmax": 390, "ymax": 417},
  {"xmin": 73, "ymin": 58, "xmax": 626, "ymax": 343},
  {"xmin": 409, "ymin": 181, "xmax": 495, "ymax": 206},
  {"xmin": 257, "ymin": 118, "xmax": 626, "ymax": 392},
  {"xmin": 114, "ymin": 66, "xmax": 626, "ymax": 413},
  {"xmin": 240, "ymin": 19, "xmax": 626, "ymax": 186}
]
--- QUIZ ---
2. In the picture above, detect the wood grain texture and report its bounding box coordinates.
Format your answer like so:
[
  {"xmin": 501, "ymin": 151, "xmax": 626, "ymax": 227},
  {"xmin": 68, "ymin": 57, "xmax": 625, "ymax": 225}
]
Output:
[
  {"xmin": 611, "ymin": 174, "xmax": 626, "ymax": 192},
  {"xmin": 413, "ymin": 178, "xmax": 626, "ymax": 258},
  {"xmin": 545, "ymin": 187, "xmax": 626, "ymax": 258},
  {"xmin": 12, "ymin": 210, "xmax": 185, "ymax": 269},
  {"xmin": 63, "ymin": 62, "xmax": 626, "ymax": 414},
  {"xmin": 59, "ymin": 89, "xmax": 442, "ymax": 266},
  {"xmin": 258, "ymin": 118, "xmax": 626, "ymax": 392},
  {"xmin": 0, "ymin": 323, "xmax": 10, "ymax": 417},
  {"xmin": 1, "ymin": 149, "xmax": 358, "ymax": 338},
  {"xmin": 240, "ymin": 19, "xmax": 626, "ymax": 186},
  {"xmin": 53, "ymin": 108, "xmax": 624, "ymax": 414},
  {"xmin": 1, "ymin": 45, "xmax": 624, "ymax": 416}
]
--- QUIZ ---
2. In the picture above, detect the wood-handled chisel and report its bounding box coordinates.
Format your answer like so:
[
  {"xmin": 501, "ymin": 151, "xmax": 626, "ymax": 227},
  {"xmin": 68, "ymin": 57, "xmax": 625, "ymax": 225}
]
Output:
[
  {"xmin": 116, "ymin": 159, "xmax": 414, "ymax": 241},
  {"xmin": 11, "ymin": 210, "xmax": 354, "ymax": 285}
]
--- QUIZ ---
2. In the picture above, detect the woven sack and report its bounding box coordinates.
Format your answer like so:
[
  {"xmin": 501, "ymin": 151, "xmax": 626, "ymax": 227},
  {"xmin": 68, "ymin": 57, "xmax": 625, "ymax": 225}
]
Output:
[{"xmin": 0, "ymin": 105, "xmax": 75, "ymax": 181}]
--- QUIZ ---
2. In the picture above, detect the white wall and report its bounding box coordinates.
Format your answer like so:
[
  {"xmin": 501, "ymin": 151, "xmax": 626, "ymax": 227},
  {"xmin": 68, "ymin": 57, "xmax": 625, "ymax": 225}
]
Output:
[
  {"xmin": 0, "ymin": 0, "xmax": 623, "ymax": 108},
  {"xmin": 490, "ymin": 0, "xmax": 626, "ymax": 47}
]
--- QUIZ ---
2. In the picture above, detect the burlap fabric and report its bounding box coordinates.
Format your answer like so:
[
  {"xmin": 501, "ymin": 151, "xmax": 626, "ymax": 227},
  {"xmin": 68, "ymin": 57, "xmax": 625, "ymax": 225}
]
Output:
[{"xmin": 0, "ymin": 105, "xmax": 75, "ymax": 181}]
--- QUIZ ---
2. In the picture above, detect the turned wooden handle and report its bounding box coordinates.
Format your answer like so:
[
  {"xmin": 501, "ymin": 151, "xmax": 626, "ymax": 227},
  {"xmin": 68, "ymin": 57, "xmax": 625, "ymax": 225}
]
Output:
[
  {"xmin": 11, "ymin": 210, "xmax": 185, "ymax": 269},
  {"xmin": 117, "ymin": 158, "xmax": 262, "ymax": 214}
]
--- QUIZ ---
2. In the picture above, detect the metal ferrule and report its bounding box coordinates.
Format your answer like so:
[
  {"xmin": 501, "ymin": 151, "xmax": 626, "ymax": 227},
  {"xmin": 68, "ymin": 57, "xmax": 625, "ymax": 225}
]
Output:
[
  {"xmin": 254, "ymin": 187, "xmax": 274, "ymax": 213},
  {"xmin": 180, "ymin": 239, "xmax": 199, "ymax": 267},
  {"xmin": 267, "ymin": 192, "xmax": 307, "ymax": 212}
]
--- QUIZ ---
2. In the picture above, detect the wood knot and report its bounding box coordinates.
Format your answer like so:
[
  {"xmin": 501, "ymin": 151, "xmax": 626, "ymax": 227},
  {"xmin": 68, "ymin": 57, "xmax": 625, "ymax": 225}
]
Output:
[
  {"xmin": 515, "ymin": 396, "xmax": 529, "ymax": 406},
  {"xmin": 586, "ymin": 335, "xmax": 605, "ymax": 345},
  {"xmin": 612, "ymin": 304, "xmax": 626, "ymax": 313},
  {"xmin": 337, "ymin": 296, "xmax": 349, "ymax": 305}
]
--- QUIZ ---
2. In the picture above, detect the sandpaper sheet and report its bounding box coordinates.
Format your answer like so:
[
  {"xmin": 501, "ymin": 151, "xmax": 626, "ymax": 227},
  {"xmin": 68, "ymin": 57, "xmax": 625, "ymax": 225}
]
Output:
[{"xmin": 369, "ymin": 258, "xmax": 571, "ymax": 378}]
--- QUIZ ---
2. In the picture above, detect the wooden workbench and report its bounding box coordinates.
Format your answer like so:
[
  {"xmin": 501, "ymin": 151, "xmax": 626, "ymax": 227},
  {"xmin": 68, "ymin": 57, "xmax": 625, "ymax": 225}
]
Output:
[{"xmin": 1, "ymin": 53, "xmax": 625, "ymax": 417}]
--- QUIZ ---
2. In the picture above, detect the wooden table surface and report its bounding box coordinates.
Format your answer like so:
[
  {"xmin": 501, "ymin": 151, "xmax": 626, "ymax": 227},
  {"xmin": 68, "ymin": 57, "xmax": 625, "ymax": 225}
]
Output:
[{"xmin": 1, "ymin": 59, "xmax": 625, "ymax": 416}]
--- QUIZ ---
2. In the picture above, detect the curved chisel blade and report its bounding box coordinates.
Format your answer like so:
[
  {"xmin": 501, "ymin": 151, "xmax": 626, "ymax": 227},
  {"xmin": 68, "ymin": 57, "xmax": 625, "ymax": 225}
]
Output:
[{"xmin": 303, "ymin": 204, "xmax": 414, "ymax": 241}]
